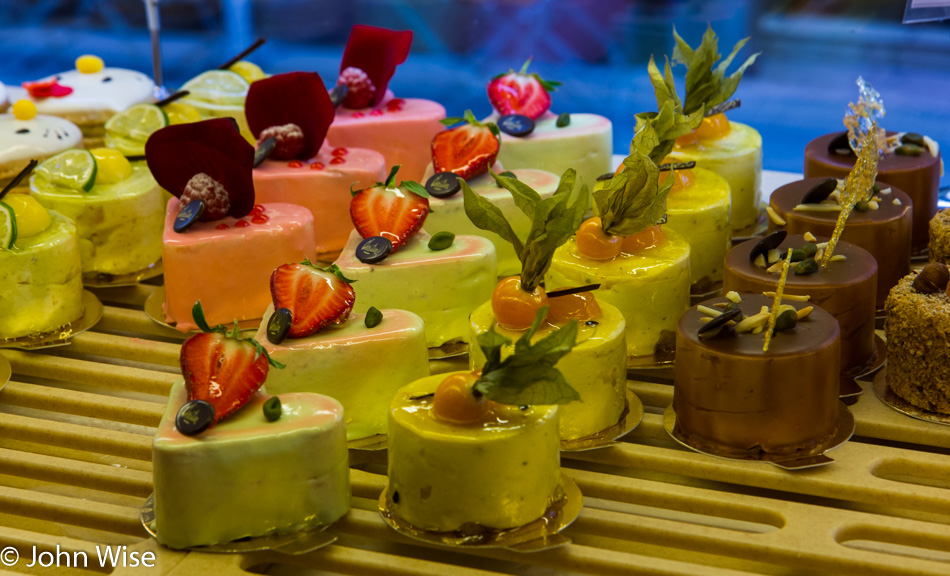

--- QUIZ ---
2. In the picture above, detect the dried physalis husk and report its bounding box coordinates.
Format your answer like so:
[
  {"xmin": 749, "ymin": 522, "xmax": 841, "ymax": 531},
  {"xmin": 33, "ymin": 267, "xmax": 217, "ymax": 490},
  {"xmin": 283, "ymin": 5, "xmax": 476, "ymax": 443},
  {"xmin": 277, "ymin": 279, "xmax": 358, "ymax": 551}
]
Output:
[{"xmin": 913, "ymin": 262, "xmax": 950, "ymax": 295}]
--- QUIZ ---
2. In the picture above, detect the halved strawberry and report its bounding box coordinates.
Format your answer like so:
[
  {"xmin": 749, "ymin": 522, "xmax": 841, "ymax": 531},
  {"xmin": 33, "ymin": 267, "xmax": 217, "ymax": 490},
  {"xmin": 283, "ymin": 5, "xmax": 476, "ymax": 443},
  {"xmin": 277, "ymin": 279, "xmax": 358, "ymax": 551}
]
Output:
[
  {"xmin": 350, "ymin": 165, "xmax": 430, "ymax": 252},
  {"xmin": 431, "ymin": 110, "xmax": 500, "ymax": 180},
  {"xmin": 270, "ymin": 261, "xmax": 356, "ymax": 338},
  {"xmin": 487, "ymin": 58, "xmax": 561, "ymax": 120}
]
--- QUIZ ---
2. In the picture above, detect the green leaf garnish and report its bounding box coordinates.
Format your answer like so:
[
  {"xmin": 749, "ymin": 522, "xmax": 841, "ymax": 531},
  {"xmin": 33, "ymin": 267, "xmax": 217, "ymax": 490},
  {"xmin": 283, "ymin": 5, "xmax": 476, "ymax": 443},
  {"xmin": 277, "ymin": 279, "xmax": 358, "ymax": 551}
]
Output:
[
  {"xmin": 473, "ymin": 307, "xmax": 579, "ymax": 406},
  {"xmin": 384, "ymin": 164, "xmax": 401, "ymax": 187},
  {"xmin": 191, "ymin": 301, "xmax": 213, "ymax": 333},
  {"xmin": 490, "ymin": 169, "xmax": 542, "ymax": 218},
  {"xmin": 349, "ymin": 181, "xmax": 362, "ymax": 196},
  {"xmin": 401, "ymin": 179, "xmax": 430, "ymax": 199},
  {"xmin": 461, "ymin": 178, "xmax": 525, "ymax": 258},
  {"xmin": 440, "ymin": 117, "xmax": 465, "ymax": 126},
  {"xmin": 635, "ymin": 56, "xmax": 704, "ymax": 164},
  {"xmin": 671, "ymin": 24, "xmax": 760, "ymax": 115}
]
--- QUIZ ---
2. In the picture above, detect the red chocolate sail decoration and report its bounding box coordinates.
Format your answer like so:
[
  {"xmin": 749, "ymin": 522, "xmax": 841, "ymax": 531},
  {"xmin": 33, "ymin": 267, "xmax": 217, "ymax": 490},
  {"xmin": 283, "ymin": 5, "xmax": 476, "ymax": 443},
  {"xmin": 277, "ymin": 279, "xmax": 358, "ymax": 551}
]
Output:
[
  {"xmin": 145, "ymin": 118, "xmax": 256, "ymax": 219},
  {"xmin": 339, "ymin": 25, "xmax": 412, "ymax": 108},
  {"xmin": 245, "ymin": 72, "xmax": 335, "ymax": 160}
]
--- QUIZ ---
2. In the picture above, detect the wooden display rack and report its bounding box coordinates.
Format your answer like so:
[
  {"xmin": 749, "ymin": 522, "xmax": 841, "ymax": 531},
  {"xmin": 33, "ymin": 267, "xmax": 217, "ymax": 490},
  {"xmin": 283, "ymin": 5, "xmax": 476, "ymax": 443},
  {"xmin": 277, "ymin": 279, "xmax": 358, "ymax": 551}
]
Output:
[{"xmin": 1, "ymin": 284, "xmax": 949, "ymax": 575}]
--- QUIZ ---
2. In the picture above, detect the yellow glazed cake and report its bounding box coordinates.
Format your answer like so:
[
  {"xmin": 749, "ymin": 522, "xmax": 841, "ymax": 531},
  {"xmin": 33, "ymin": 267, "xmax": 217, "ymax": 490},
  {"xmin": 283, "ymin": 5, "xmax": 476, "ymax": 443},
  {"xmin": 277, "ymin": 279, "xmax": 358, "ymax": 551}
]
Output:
[{"xmin": 665, "ymin": 167, "xmax": 732, "ymax": 291}]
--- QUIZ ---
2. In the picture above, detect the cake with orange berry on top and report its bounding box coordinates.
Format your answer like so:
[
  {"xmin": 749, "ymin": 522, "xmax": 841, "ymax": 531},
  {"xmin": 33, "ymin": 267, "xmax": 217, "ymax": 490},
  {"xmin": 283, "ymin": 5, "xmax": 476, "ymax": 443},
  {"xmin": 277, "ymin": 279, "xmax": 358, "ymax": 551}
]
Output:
[
  {"xmin": 146, "ymin": 118, "xmax": 315, "ymax": 331},
  {"xmin": 464, "ymin": 169, "xmax": 628, "ymax": 441},
  {"xmin": 247, "ymin": 71, "xmax": 386, "ymax": 257},
  {"xmin": 664, "ymin": 25, "xmax": 761, "ymax": 232},
  {"xmin": 386, "ymin": 311, "xmax": 577, "ymax": 534},
  {"xmin": 547, "ymin": 119, "xmax": 691, "ymax": 364}
]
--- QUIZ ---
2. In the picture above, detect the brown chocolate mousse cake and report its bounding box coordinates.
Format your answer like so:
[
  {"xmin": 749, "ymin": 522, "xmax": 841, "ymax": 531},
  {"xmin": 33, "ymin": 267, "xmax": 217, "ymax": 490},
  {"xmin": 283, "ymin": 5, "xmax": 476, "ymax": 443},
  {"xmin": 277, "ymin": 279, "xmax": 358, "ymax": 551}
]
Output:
[
  {"xmin": 884, "ymin": 264, "xmax": 950, "ymax": 414},
  {"xmin": 723, "ymin": 232, "xmax": 877, "ymax": 377},
  {"xmin": 768, "ymin": 177, "xmax": 912, "ymax": 311},
  {"xmin": 804, "ymin": 131, "xmax": 941, "ymax": 253},
  {"xmin": 673, "ymin": 294, "xmax": 841, "ymax": 457},
  {"xmin": 929, "ymin": 209, "xmax": 950, "ymax": 265}
]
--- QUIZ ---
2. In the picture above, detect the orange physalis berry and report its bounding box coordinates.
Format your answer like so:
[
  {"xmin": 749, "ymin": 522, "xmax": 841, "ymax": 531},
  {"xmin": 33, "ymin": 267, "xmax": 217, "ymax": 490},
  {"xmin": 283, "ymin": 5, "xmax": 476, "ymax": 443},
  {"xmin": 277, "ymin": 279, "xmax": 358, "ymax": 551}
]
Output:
[
  {"xmin": 432, "ymin": 372, "xmax": 489, "ymax": 424},
  {"xmin": 547, "ymin": 292, "xmax": 602, "ymax": 323},
  {"xmin": 491, "ymin": 276, "xmax": 548, "ymax": 330},
  {"xmin": 621, "ymin": 225, "xmax": 665, "ymax": 254},
  {"xmin": 575, "ymin": 217, "xmax": 622, "ymax": 261}
]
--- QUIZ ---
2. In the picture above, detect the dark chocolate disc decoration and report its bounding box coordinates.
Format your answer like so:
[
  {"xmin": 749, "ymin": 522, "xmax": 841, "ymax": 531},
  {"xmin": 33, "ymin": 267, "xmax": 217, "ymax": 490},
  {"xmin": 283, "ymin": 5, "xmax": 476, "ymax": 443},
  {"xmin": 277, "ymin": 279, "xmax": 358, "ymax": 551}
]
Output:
[
  {"xmin": 254, "ymin": 136, "xmax": 277, "ymax": 167},
  {"xmin": 425, "ymin": 171, "xmax": 461, "ymax": 199},
  {"xmin": 267, "ymin": 307, "xmax": 293, "ymax": 344},
  {"xmin": 801, "ymin": 178, "xmax": 838, "ymax": 204},
  {"xmin": 827, "ymin": 132, "xmax": 853, "ymax": 156},
  {"xmin": 176, "ymin": 400, "xmax": 215, "ymax": 436},
  {"xmin": 497, "ymin": 114, "xmax": 535, "ymax": 137},
  {"xmin": 173, "ymin": 198, "xmax": 206, "ymax": 233},
  {"xmin": 329, "ymin": 84, "xmax": 349, "ymax": 108},
  {"xmin": 698, "ymin": 307, "xmax": 741, "ymax": 340},
  {"xmin": 356, "ymin": 235, "xmax": 393, "ymax": 264},
  {"xmin": 749, "ymin": 230, "xmax": 787, "ymax": 262}
]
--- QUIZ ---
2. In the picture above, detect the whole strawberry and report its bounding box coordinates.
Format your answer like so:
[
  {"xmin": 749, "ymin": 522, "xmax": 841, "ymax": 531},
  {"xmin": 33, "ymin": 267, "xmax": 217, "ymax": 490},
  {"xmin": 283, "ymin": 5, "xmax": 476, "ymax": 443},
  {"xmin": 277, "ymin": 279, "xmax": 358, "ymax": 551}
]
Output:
[
  {"xmin": 350, "ymin": 164, "xmax": 430, "ymax": 252},
  {"xmin": 487, "ymin": 58, "xmax": 561, "ymax": 120},
  {"xmin": 270, "ymin": 261, "xmax": 357, "ymax": 338},
  {"xmin": 431, "ymin": 110, "xmax": 500, "ymax": 180}
]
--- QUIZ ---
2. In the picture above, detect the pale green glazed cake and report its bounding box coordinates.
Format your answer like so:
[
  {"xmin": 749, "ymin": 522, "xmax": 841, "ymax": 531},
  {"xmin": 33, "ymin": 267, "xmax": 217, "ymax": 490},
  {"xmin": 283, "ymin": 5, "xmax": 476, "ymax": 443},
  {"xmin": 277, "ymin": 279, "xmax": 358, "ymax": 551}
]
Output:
[{"xmin": 665, "ymin": 167, "xmax": 732, "ymax": 290}]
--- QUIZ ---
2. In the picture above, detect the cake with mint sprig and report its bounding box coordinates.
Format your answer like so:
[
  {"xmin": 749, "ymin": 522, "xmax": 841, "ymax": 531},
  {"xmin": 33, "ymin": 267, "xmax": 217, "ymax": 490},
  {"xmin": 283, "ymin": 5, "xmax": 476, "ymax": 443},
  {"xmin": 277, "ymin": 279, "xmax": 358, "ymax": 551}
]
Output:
[{"xmin": 664, "ymin": 24, "xmax": 762, "ymax": 231}]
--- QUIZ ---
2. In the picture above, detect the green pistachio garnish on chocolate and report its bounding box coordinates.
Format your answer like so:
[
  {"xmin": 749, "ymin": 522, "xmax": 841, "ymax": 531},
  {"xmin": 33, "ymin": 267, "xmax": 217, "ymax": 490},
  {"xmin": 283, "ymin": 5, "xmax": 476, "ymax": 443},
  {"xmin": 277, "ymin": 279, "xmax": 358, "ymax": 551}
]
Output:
[
  {"xmin": 789, "ymin": 249, "xmax": 806, "ymax": 263},
  {"xmin": 900, "ymin": 133, "xmax": 925, "ymax": 147},
  {"xmin": 895, "ymin": 144, "xmax": 923, "ymax": 157},
  {"xmin": 802, "ymin": 242, "xmax": 818, "ymax": 257},
  {"xmin": 263, "ymin": 396, "xmax": 282, "ymax": 422},
  {"xmin": 428, "ymin": 231, "xmax": 455, "ymax": 251},
  {"xmin": 671, "ymin": 24, "xmax": 760, "ymax": 115},
  {"xmin": 772, "ymin": 309, "xmax": 798, "ymax": 334},
  {"xmin": 365, "ymin": 306, "xmax": 383, "ymax": 328},
  {"xmin": 794, "ymin": 258, "xmax": 818, "ymax": 276}
]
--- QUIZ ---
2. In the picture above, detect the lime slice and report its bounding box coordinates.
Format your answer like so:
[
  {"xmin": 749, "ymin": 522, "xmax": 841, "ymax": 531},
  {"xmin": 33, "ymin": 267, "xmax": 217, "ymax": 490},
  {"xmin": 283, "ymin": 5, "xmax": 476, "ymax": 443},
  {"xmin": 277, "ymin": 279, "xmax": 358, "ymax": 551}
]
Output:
[
  {"xmin": 104, "ymin": 133, "xmax": 144, "ymax": 157},
  {"xmin": 0, "ymin": 201, "xmax": 16, "ymax": 249},
  {"xmin": 228, "ymin": 60, "xmax": 266, "ymax": 84},
  {"xmin": 35, "ymin": 149, "xmax": 98, "ymax": 192},
  {"xmin": 105, "ymin": 103, "xmax": 169, "ymax": 142},
  {"xmin": 181, "ymin": 70, "xmax": 250, "ymax": 106}
]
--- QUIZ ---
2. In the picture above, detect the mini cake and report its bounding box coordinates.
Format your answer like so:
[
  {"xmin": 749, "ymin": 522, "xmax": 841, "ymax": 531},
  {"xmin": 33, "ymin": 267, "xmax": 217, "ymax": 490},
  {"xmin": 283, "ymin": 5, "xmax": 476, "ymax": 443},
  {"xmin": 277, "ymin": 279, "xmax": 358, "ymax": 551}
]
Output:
[
  {"xmin": 665, "ymin": 26, "xmax": 762, "ymax": 232},
  {"xmin": 0, "ymin": 189, "xmax": 84, "ymax": 339},
  {"xmin": 723, "ymin": 232, "xmax": 878, "ymax": 376},
  {"xmin": 547, "ymin": 121, "xmax": 691, "ymax": 361},
  {"xmin": 246, "ymin": 72, "xmax": 386, "ymax": 257},
  {"xmin": 16, "ymin": 55, "xmax": 155, "ymax": 148},
  {"xmin": 387, "ymin": 317, "xmax": 579, "ymax": 532},
  {"xmin": 333, "ymin": 166, "xmax": 497, "ymax": 347},
  {"xmin": 147, "ymin": 118, "xmax": 315, "ymax": 331},
  {"xmin": 177, "ymin": 57, "xmax": 265, "ymax": 145},
  {"xmin": 254, "ymin": 260, "xmax": 430, "ymax": 440},
  {"xmin": 930, "ymin": 208, "xmax": 950, "ymax": 264},
  {"xmin": 31, "ymin": 147, "xmax": 164, "ymax": 278},
  {"xmin": 0, "ymin": 100, "xmax": 82, "ymax": 192},
  {"xmin": 769, "ymin": 177, "xmax": 912, "ymax": 311},
  {"xmin": 884, "ymin": 264, "xmax": 950, "ymax": 414},
  {"xmin": 104, "ymin": 96, "xmax": 203, "ymax": 157},
  {"xmin": 484, "ymin": 59, "xmax": 611, "ymax": 189},
  {"xmin": 673, "ymin": 294, "xmax": 841, "ymax": 457},
  {"xmin": 327, "ymin": 25, "xmax": 446, "ymax": 181},
  {"xmin": 152, "ymin": 316, "xmax": 349, "ymax": 549}
]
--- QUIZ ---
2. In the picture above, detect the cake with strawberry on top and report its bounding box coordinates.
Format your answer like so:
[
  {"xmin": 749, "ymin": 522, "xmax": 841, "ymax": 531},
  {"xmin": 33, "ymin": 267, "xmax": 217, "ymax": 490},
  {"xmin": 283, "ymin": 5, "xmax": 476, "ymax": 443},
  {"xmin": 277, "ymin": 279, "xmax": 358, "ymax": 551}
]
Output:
[
  {"xmin": 420, "ymin": 110, "xmax": 561, "ymax": 276},
  {"xmin": 152, "ymin": 303, "xmax": 350, "ymax": 549},
  {"xmin": 327, "ymin": 25, "xmax": 446, "ymax": 182},
  {"xmin": 484, "ymin": 59, "xmax": 612, "ymax": 189},
  {"xmin": 147, "ymin": 118, "xmax": 315, "ymax": 331},
  {"xmin": 247, "ymin": 71, "xmax": 386, "ymax": 257},
  {"xmin": 254, "ymin": 260, "xmax": 429, "ymax": 441},
  {"xmin": 333, "ymin": 165, "xmax": 496, "ymax": 348}
]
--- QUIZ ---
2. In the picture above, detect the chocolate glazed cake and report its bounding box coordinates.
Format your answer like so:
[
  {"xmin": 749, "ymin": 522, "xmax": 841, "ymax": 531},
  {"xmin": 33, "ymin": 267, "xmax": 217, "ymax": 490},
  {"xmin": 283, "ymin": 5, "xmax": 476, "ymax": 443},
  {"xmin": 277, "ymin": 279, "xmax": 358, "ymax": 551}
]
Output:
[
  {"xmin": 673, "ymin": 295, "xmax": 841, "ymax": 457},
  {"xmin": 804, "ymin": 131, "xmax": 941, "ymax": 254},
  {"xmin": 768, "ymin": 177, "xmax": 912, "ymax": 311},
  {"xmin": 723, "ymin": 234, "xmax": 877, "ymax": 378}
]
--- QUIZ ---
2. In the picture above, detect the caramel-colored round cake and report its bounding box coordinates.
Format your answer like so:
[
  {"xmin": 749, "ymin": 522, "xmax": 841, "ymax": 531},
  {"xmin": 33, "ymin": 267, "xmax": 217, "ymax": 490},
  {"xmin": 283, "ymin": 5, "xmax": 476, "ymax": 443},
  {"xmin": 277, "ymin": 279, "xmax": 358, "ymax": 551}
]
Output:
[
  {"xmin": 929, "ymin": 209, "xmax": 950, "ymax": 265},
  {"xmin": 884, "ymin": 272, "xmax": 950, "ymax": 414},
  {"xmin": 723, "ymin": 235, "xmax": 877, "ymax": 377},
  {"xmin": 673, "ymin": 295, "xmax": 841, "ymax": 457},
  {"xmin": 768, "ymin": 177, "xmax": 912, "ymax": 311},
  {"xmin": 804, "ymin": 131, "xmax": 941, "ymax": 253}
]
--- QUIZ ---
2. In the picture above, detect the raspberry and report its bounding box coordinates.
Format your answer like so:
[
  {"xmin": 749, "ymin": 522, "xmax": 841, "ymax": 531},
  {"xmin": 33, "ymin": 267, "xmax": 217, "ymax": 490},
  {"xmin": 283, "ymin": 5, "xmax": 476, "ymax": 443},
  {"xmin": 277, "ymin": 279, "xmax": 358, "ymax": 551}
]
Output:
[
  {"xmin": 337, "ymin": 67, "xmax": 376, "ymax": 109},
  {"xmin": 259, "ymin": 123, "xmax": 305, "ymax": 160},
  {"xmin": 181, "ymin": 173, "xmax": 231, "ymax": 221}
]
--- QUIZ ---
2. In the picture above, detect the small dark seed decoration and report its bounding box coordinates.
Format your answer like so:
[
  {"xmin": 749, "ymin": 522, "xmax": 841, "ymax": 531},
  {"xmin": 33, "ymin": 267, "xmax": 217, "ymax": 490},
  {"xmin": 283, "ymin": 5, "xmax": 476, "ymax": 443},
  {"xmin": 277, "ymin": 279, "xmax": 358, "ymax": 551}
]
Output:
[
  {"xmin": 749, "ymin": 230, "xmax": 787, "ymax": 262},
  {"xmin": 266, "ymin": 307, "xmax": 293, "ymax": 344},
  {"xmin": 409, "ymin": 392, "xmax": 435, "ymax": 401},
  {"xmin": 175, "ymin": 400, "xmax": 215, "ymax": 436},
  {"xmin": 901, "ymin": 132, "xmax": 925, "ymax": 147},
  {"xmin": 15, "ymin": 128, "xmax": 29, "ymax": 134},
  {"xmin": 698, "ymin": 307, "xmax": 742, "ymax": 340},
  {"xmin": 520, "ymin": 405, "xmax": 528, "ymax": 410},
  {"xmin": 556, "ymin": 112, "xmax": 571, "ymax": 127},
  {"xmin": 497, "ymin": 114, "xmax": 535, "ymax": 137},
  {"xmin": 173, "ymin": 198, "xmax": 205, "ymax": 233},
  {"xmin": 254, "ymin": 136, "xmax": 277, "ymax": 167},
  {"xmin": 428, "ymin": 231, "xmax": 455, "ymax": 251},
  {"xmin": 801, "ymin": 178, "xmax": 838, "ymax": 204},
  {"xmin": 794, "ymin": 258, "xmax": 819, "ymax": 276},
  {"xmin": 586, "ymin": 320, "xmax": 599, "ymax": 327},
  {"xmin": 895, "ymin": 144, "xmax": 923, "ymax": 157},
  {"xmin": 356, "ymin": 235, "xmax": 393, "ymax": 264},
  {"xmin": 102, "ymin": 76, "xmax": 112, "ymax": 83},
  {"xmin": 425, "ymin": 171, "xmax": 461, "ymax": 198},
  {"xmin": 912, "ymin": 262, "xmax": 950, "ymax": 294},
  {"xmin": 263, "ymin": 396, "xmax": 282, "ymax": 422},
  {"xmin": 773, "ymin": 309, "xmax": 798, "ymax": 334},
  {"xmin": 365, "ymin": 306, "xmax": 383, "ymax": 328},
  {"xmin": 596, "ymin": 172, "xmax": 615, "ymax": 181},
  {"xmin": 329, "ymin": 84, "xmax": 349, "ymax": 108},
  {"xmin": 392, "ymin": 491, "xmax": 400, "ymax": 503}
]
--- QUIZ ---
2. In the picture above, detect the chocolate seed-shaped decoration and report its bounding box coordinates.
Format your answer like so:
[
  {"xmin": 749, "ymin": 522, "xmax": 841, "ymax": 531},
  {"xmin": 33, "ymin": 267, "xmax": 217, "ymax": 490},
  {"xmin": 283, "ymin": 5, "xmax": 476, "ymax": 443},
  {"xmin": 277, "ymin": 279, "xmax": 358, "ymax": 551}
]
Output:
[
  {"xmin": 425, "ymin": 171, "xmax": 461, "ymax": 198},
  {"xmin": 266, "ymin": 307, "xmax": 293, "ymax": 344},
  {"xmin": 556, "ymin": 112, "xmax": 571, "ymax": 128},
  {"xmin": 497, "ymin": 114, "xmax": 535, "ymax": 137},
  {"xmin": 827, "ymin": 132, "xmax": 854, "ymax": 156},
  {"xmin": 173, "ymin": 198, "xmax": 206, "ymax": 233},
  {"xmin": 329, "ymin": 84, "xmax": 349, "ymax": 108},
  {"xmin": 176, "ymin": 400, "xmax": 215, "ymax": 436},
  {"xmin": 356, "ymin": 235, "xmax": 393, "ymax": 264},
  {"xmin": 749, "ymin": 230, "xmax": 787, "ymax": 262},
  {"xmin": 698, "ymin": 307, "xmax": 742, "ymax": 340},
  {"xmin": 801, "ymin": 178, "xmax": 838, "ymax": 204},
  {"xmin": 912, "ymin": 262, "xmax": 950, "ymax": 294},
  {"xmin": 254, "ymin": 136, "xmax": 277, "ymax": 167}
]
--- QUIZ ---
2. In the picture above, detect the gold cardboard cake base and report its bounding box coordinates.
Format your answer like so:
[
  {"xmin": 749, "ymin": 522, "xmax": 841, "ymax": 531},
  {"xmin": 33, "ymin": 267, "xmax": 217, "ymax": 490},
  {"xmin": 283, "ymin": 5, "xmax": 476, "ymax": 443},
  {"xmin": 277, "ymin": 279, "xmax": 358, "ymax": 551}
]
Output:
[
  {"xmin": 731, "ymin": 205, "xmax": 769, "ymax": 244},
  {"xmin": 348, "ymin": 433, "xmax": 388, "ymax": 451},
  {"xmin": 0, "ymin": 353, "xmax": 9, "ymax": 392},
  {"xmin": 82, "ymin": 258, "xmax": 164, "ymax": 288},
  {"xmin": 428, "ymin": 339, "xmax": 469, "ymax": 360},
  {"xmin": 0, "ymin": 291, "xmax": 103, "ymax": 350},
  {"xmin": 144, "ymin": 286, "xmax": 262, "ymax": 332},
  {"xmin": 561, "ymin": 388, "xmax": 643, "ymax": 451},
  {"xmin": 141, "ymin": 494, "xmax": 337, "ymax": 554},
  {"xmin": 872, "ymin": 367, "xmax": 950, "ymax": 427},
  {"xmin": 663, "ymin": 402, "xmax": 855, "ymax": 470},
  {"xmin": 378, "ymin": 474, "xmax": 581, "ymax": 552},
  {"xmin": 839, "ymin": 333, "xmax": 886, "ymax": 397}
]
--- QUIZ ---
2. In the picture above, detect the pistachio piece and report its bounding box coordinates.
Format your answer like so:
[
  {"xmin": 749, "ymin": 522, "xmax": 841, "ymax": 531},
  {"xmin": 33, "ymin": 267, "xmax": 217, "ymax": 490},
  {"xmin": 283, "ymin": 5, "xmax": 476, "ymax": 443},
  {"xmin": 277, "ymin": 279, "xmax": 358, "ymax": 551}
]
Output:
[
  {"xmin": 895, "ymin": 144, "xmax": 923, "ymax": 157},
  {"xmin": 901, "ymin": 132, "xmax": 925, "ymax": 147},
  {"xmin": 794, "ymin": 258, "xmax": 818, "ymax": 276},
  {"xmin": 802, "ymin": 242, "xmax": 817, "ymax": 257},
  {"xmin": 790, "ymin": 249, "xmax": 806, "ymax": 263},
  {"xmin": 428, "ymin": 231, "xmax": 455, "ymax": 251},
  {"xmin": 854, "ymin": 200, "xmax": 869, "ymax": 212},
  {"xmin": 767, "ymin": 248, "xmax": 780, "ymax": 265},
  {"xmin": 772, "ymin": 309, "xmax": 798, "ymax": 333},
  {"xmin": 912, "ymin": 262, "xmax": 950, "ymax": 294},
  {"xmin": 754, "ymin": 254, "xmax": 766, "ymax": 268},
  {"xmin": 263, "ymin": 396, "xmax": 282, "ymax": 422}
]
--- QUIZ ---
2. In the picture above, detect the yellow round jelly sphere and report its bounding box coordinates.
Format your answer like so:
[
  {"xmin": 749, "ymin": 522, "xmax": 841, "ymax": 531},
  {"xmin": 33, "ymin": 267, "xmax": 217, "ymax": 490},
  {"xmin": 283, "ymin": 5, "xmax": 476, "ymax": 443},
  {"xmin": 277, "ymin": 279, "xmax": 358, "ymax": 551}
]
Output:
[
  {"xmin": 228, "ymin": 60, "xmax": 266, "ymax": 84},
  {"xmin": 12, "ymin": 100, "xmax": 37, "ymax": 121},
  {"xmin": 4, "ymin": 194, "xmax": 50, "ymax": 238},
  {"xmin": 76, "ymin": 54, "xmax": 104, "ymax": 74},
  {"xmin": 90, "ymin": 148, "xmax": 132, "ymax": 184},
  {"xmin": 163, "ymin": 102, "xmax": 203, "ymax": 125}
]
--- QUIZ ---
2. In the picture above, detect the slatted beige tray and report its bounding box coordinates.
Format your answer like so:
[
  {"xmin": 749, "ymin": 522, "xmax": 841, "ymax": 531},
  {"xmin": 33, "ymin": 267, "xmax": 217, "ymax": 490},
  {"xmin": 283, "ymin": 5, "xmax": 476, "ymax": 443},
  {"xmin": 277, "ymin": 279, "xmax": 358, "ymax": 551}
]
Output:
[{"xmin": 2, "ymin": 283, "xmax": 950, "ymax": 576}]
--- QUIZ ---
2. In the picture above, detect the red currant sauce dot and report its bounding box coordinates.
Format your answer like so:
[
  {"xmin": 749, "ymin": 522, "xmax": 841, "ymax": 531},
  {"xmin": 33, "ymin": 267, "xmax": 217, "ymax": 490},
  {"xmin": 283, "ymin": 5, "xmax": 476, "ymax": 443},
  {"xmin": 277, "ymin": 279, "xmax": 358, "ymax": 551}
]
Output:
[
  {"xmin": 251, "ymin": 215, "xmax": 269, "ymax": 224},
  {"xmin": 310, "ymin": 162, "xmax": 325, "ymax": 170},
  {"xmin": 235, "ymin": 220, "xmax": 251, "ymax": 228},
  {"xmin": 352, "ymin": 112, "xmax": 364, "ymax": 118},
  {"xmin": 215, "ymin": 223, "xmax": 229, "ymax": 230},
  {"xmin": 332, "ymin": 147, "xmax": 348, "ymax": 156},
  {"xmin": 330, "ymin": 157, "xmax": 346, "ymax": 165},
  {"xmin": 370, "ymin": 109, "xmax": 384, "ymax": 116},
  {"xmin": 288, "ymin": 161, "xmax": 304, "ymax": 168}
]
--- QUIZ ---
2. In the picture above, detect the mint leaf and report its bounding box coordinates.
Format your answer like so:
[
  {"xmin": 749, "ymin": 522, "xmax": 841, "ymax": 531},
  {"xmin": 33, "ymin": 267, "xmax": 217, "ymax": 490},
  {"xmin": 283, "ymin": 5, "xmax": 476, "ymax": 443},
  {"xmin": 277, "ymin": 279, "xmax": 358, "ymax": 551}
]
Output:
[
  {"xmin": 462, "ymin": 178, "xmax": 524, "ymax": 258},
  {"xmin": 440, "ymin": 117, "xmax": 465, "ymax": 126},
  {"xmin": 401, "ymin": 180, "xmax": 429, "ymax": 199},
  {"xmin": 490, "ymin": 169, "xmax": 541, "ymax": 218},
  {"xmin": 384, "ymin": 165, "xmax": 401, "ymax": 187},
  {"xmin": 349, "ymin": 181, "xmax": 363, "ymax": 196},
  {"xmin": 321, "ymin": 263, "xmax": 357, "ymax": 284},
  {"xmin": 520, "ymin": 169, "xmax": 588, "ymax": 291},
  {"xmin": 671, "ymin": 24, "xmax": 760, "ymax": 115},
  {"xmin": 477, "ymin": 325, "xmax": 511, "ymax": 375},
  {"xmin": 191, "ymin": 300, "xmax": 213, "ymax": 333}
]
